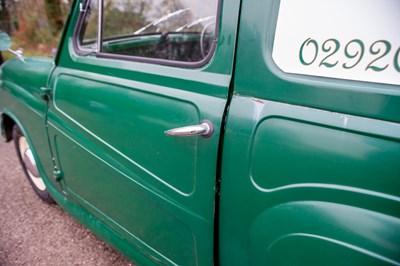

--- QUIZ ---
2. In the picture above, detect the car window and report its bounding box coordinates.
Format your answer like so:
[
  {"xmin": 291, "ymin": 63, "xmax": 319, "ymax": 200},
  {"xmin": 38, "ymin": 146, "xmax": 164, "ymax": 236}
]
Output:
[
  {"xmin": 78, "ymin": 0, "xmax": 219, "ymax": 64},
  {"xmin": 79, "ymin": 0, "xmax": 99, "ymax": 51}
]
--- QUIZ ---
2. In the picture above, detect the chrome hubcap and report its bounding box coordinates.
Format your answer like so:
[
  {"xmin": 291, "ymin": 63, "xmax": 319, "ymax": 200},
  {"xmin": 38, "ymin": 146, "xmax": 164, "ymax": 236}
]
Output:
[{"xmin": 19, "ymin": 137, "xmax": 46, "ymax": 191}]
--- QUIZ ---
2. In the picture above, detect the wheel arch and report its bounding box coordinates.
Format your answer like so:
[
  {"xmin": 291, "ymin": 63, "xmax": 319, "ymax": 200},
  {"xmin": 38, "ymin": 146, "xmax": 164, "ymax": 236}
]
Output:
[
  {"xmin": 1, "ymin": 112, "xmax": 15, "ymax": 142},
  {"xmin": 1, "ymin": 110, "xmax": 34, "ymax": 145}
]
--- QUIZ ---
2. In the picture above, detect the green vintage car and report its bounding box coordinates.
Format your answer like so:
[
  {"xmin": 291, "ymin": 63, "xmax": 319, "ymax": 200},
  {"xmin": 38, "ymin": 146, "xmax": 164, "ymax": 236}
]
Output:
[{"xmin": 0, "ymin": 0, "xmax": 399, "ymax": 265}]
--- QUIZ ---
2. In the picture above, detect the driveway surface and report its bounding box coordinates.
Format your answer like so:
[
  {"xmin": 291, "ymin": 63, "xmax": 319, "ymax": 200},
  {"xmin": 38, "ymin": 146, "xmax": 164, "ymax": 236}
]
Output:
[{"xmin": 0, "ymin": 140, "xmax": 134, "ymax": 266}]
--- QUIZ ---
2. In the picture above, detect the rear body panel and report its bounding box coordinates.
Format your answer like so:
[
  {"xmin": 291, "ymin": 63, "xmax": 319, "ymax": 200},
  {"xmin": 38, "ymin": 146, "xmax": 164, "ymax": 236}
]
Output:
[{"xmin": 219, "ymin": 0, "xmax": 400, "ymax": 264}]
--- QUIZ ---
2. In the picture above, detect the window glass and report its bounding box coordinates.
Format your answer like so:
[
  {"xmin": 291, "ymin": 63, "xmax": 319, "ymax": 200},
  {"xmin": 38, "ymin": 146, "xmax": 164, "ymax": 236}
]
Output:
[
  {"xmin": 79, "ymin": 0, "xmax": 219, "ymax": 63},
  {"xmin": 79, "ymin": 0, "xmax": 99, "ymax": 51}
]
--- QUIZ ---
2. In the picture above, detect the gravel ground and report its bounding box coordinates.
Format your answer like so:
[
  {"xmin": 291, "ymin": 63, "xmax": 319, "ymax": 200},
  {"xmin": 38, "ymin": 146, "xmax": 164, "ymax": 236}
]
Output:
[{"xmin": 0, "ymin": 140, "xmax": 134, "ymax": 266}]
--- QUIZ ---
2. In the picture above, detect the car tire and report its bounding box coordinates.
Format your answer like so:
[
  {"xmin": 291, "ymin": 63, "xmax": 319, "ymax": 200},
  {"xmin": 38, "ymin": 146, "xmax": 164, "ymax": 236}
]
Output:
[{"xmin": 12, "ymin": 124, "xmax": 54, "ymax": 204}]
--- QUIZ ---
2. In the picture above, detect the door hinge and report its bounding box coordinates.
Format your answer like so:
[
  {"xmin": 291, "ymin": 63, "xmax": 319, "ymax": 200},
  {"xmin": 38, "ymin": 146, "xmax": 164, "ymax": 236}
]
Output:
[
  {"xmin": 53, "ymin": 170, "xmax": 63, "ymax": 182},
  {"xmin": 40, "ymin": 87, "xmax": 52, "ymax": 101}
]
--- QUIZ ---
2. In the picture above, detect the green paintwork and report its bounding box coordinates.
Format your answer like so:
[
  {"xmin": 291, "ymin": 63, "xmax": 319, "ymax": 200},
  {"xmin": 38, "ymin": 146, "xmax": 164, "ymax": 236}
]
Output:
[
  {"xmin": 0, "ymin": 57, "xmax": 57, "ymax": 182},
  {"xmin": 46, "ymin": 0, "xmax": 240, "ymax": 264},
  {"xmin": 0, "ymin": 0, "xmax": 399, "ymax": 265},
  {"xmin": 220, "ymin": 98, "xmax": 400, "ymax": 265},
  {"xmin": 219, "ymin": 0, "xmax": 400, "ymax": 265}
]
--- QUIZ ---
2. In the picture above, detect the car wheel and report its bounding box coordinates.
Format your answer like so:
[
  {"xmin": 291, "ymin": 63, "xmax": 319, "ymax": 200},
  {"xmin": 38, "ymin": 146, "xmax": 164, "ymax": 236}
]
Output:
[{"xmin": 12, "ymin": 124, "xmax": 54, "ymax": 204}]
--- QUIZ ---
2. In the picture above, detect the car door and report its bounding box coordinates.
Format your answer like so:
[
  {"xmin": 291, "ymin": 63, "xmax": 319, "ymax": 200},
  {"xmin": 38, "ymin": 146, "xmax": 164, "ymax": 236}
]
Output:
[
  {"xmin": 46, "ymin": 0, "xmax": 240, "ymax": 264},
  {"xmin": 220, "ymin": 0, "xmax": 400, "ymax": 265}
]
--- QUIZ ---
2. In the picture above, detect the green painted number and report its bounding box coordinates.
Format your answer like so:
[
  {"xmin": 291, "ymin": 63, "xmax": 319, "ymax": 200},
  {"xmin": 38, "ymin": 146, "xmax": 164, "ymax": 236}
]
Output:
[
  {"xmin": 319, "ymin": 39, "xmax": 340, "ymax": 68},
  {"xmin": 299, "ymin": 38, "xmax": 398, "ymax": 74},
  {"xmin": 299, "ymin": 38, "xmax": 318, "ymax": 66},
  {"xmin": 343, "ymin": 39, "xmax": 365, "ymax": 69},
  {"xmin": 366, "ymin": 40, "xmax": 391, "ymax": 71}
]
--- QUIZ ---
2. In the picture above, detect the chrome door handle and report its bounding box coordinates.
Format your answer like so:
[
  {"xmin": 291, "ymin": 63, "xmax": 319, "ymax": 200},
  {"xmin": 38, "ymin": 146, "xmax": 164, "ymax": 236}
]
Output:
[{"xmin": 164, "ymin": 120, "xmax": 213, "ymax": 138}]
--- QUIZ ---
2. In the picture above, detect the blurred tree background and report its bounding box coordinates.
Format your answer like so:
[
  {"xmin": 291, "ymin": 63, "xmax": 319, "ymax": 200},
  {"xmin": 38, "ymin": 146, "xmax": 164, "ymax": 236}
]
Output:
[{"xmin": 0, "ymin": 0, "xmax": 72, "ymax": 57}]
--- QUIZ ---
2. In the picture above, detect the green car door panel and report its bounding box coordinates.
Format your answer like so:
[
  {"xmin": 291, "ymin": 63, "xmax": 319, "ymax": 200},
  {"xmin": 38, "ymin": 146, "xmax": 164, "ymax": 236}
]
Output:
[
  {"xmin": 44, "ymin": 0, "xmax": 241, "ymax": 264},
  {"xmin": 48, "ymin": 69, "xmax": 225, "ymax": 264}
]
